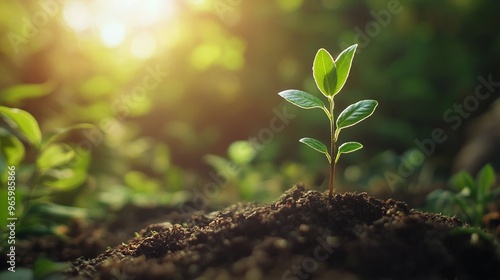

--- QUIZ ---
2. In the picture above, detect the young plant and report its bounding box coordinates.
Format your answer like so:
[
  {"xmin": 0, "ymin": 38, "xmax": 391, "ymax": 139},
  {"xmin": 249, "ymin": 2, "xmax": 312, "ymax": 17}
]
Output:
[
  {"xmin": 0, "ymin": 106, "xmax": 93, "ymax": 240},
  {"xmin": 426, "ymin": 163, "xmax": 499, "ymax": 227},
  {"xmin": 278, "ymin": 44, "xmax": 378, "ymax": 197}
]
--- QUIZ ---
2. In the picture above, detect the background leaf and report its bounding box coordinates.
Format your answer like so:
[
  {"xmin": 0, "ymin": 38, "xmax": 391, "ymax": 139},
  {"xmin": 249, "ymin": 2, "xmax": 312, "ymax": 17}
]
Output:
[
  {"xmin": 335, "ymin": 141, "xmax": 363, "ymax": 163},
  {"xmin": 0, "ymin": 106, "xmax": 42, "ymax": 149},
  {"xmin": 450, "ymin": 171, "xmax": 475, "ymax": 191},
  {"xmin": 333, "ymin": 44, "xmax": 357, "ymax": 95},
  {"xmin": 28, "ymin": 203, "xmax": 87, "ymax": 219},
  {"xmin": 125, "ymin": 170, "xmax": 160, "ymax": 194},
  {"xmin": 476, "ymin": 163, "xmax": 495, "ymax": 200},
  {"xmin": 0, "ymin": 81, "xmax": 55, "ymax": 105},
  {"xmin": 41, "ymin": 123, "xmax": 96, "ymax": 150},
  {"xmin": 204, "ymin": 154, "xmax": 238, "ymax": 175},
  {"xmin": 313, "ymin": 48, "xmax": 336, "ymax": 97},
  {"xmin": 40, "ymin": 168, "xmax": 88, "ymax": 191},
  {"xmin": 39, "ymin": 148, "xmax": 91, "ymax": 191},
  {"xmin": 37, "ymin": 143, "xmax": 76, "ymax": 171},
  {"xmin": 0, "ymin": 130, "xmax": 25, "ymax": 183},
  {"xmin": 299, "ymin": 137, "xmax": 331, "ymax": 163},
  {"xmin": 336, "ymin": 100, "xmax": 378, "ymax": 138}
]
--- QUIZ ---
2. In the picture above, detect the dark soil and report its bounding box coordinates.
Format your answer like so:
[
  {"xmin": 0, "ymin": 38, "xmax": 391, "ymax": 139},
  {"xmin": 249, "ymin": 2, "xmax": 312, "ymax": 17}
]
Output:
[
  {"xmin": 68, "ymin": 185, "xmax": 500, "ymax": 280},
  {"xmin": 0, "ymin": 204, "xmax": 185, "ymax": 267}
]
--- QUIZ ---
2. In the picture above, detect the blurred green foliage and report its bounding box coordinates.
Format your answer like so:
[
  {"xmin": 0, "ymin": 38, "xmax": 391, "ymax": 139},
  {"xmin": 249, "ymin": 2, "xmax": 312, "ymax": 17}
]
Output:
[
  {"xmin": 0, "ymin": 0, "xmax": 499, "ymax": 209},
  {"xmin": 0, "ymin": 105, "xmax": 91, "ymax": 247},
  {"xmin": 426, "ymin": 164, "xmax": 500, "ymax": 227},
  {"xmin": 205, "ymin": 140, "xmax": 315, "ymax": 202}
]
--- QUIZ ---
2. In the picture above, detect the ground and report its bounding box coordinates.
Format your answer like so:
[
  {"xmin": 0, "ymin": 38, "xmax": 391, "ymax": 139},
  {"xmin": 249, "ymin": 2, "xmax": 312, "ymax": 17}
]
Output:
[{"xmin": 63, "ymin": 185, "xmax": 500, "ymax": 280}]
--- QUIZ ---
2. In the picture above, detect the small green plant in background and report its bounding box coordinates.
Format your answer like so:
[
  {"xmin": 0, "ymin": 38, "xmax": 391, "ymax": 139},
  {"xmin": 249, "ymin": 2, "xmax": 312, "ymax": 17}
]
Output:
[
  {"xmin": 278, "ymin": 44, "xmax": 378, "ymax": 197},
  {"xmin": 205, "ymin": 140, "xmax": 275, "ymax": 202},
  {"xmin": 0, "ymin": 106, "xmax": 93, "ymax": 240},
  {"xmin": 426, "ymin": 164, "xmax": 500, "ymax": 227}
]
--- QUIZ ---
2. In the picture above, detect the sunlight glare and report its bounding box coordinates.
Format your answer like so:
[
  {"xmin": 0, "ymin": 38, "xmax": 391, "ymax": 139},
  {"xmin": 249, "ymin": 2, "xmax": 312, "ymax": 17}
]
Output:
[
  {"xmin": 63, "ymin": 0, "xmax": 92, "ymax": 32},
  {"xmin": 100, "ymin": 22, "xmax": 126, "ymax": 48},
  {"xmin": 133, "ymin": 0, "xmax": 175, "ymax": 27},
  {"xmin": 130, "ymin": 32, "xmax": 157, "ymax": 59},
  {"xmin": 63, "ymin": 0, "xmax": 178, "ymax": 50}
]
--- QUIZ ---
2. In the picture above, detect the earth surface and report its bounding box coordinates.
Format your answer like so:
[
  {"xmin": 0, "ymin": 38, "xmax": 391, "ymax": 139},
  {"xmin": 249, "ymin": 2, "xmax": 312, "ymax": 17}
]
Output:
[{"xmin": 62, "ymin": 185, "xmax": 500, "ymax": 280}]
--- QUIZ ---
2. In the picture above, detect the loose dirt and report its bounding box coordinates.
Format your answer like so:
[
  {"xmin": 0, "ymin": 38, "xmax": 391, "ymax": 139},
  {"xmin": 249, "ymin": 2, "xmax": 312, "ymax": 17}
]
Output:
[{"xmin": 68, "ymin": 185, "xmax": 500, "ymax": 280}]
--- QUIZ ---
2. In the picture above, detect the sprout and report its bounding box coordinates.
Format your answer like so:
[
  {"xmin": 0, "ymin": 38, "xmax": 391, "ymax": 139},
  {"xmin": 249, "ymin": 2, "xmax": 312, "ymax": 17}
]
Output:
[{"xmin": 278, "ymin": 44, "xmax": 378, "ymax": 197}]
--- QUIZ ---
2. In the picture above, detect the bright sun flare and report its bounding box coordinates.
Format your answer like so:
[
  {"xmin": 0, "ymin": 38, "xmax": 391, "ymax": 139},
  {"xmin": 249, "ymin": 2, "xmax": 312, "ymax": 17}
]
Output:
[{"xmin": 63, "ymin": 0, "xmax": 177, "ymax": 58}]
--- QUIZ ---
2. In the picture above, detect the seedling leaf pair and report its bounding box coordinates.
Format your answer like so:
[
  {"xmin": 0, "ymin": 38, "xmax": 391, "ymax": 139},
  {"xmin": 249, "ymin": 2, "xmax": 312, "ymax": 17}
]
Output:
[
  {"xmin": 278, "ymin": 44, "xmax": 378, "ymax": 197},
  {"xmin": 313, "ymin": 45, "xmax": 357, "ymax": 97}
]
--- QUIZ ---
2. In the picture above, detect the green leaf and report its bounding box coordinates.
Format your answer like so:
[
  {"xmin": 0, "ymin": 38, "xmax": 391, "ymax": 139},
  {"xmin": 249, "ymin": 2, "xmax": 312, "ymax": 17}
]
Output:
[
  {"xmin": 204, "ymin": 154, "xmax": 237, "ymax": 176},
  {"xmin": 278, "ymin": 89, "xmax": 330, "ymax": 118},
  {"xmin": 335, "ymin": 141, "xmax": 363, "ymax": 163},
  {"xmin": 0, "ymin": 130, "xmax": 25, "ymax": 183},
  {"xmin": 476, "ymin": 163, "xmax": 495, "ymax": 200},
  {"xmin": 450, "ymin": 171, "xmax": 475, "ymax": 192},
  {"xmin": 39, "ymin": 148, "xmax": 90, "ymax": 191},
  {"xmin": 0, "ymin": 106, "xmax": 42, "ymax": 149},
  {"xmin": 335, "ymin": 100, "xmax": 378, "ymax": 138},
  {"xmin": 313, "ymin": 48, "xmax": 336, "ymax": 97},
  {"xmin": 278, "ymin": 89, "xmax": 328, "ymax": 113},
  {"xmin": 125, "ymin": 170, "xmax": 159, "ymax": 193},
  {"xmin": 0, "ymin": 129, "xmax": 25, "ymax": 166},
  {"xmin": 37, "ymin": 143, "xmax": 76, "ymax": 171},
  {"xmin": 333, "ymin": 44, "xmax": 357, "ymax": 95},
  {"xmin": 41, "ymin": 168, "xmax": 88, "ymax": 191},
  {"xmin": 30, "ymin": 203, "xmax": 87, "ymax": 219},
  {"xmin": 0, "ymin": 81, "xmax": 55, "ymax": 105},
  {"xmin": 299, "ymin": 137, "xmax": 331, "ymax": 163},
  {"xmin": 41, "ymin": 123, "xmax": 96, "ymax": 150}
]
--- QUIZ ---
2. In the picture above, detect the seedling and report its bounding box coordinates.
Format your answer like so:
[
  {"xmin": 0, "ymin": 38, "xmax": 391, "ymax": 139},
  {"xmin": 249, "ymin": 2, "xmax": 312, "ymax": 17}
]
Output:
[{"xmin": 278, "ymin": 44, "xmax": 378, "ymax": 197}]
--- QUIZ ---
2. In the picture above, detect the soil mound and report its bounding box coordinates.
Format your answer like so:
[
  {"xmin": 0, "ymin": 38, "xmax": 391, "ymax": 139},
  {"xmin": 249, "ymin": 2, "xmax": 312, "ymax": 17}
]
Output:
[{"xmin": 69, "ymin": 185, "xmax": 500, "ymax": 279}]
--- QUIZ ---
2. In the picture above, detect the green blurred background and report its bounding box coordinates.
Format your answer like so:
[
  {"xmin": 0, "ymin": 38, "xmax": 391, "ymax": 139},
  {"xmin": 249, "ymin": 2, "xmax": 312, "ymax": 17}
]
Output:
[{"xmin": 1, "ymin": 0, "xmax": 499, "ymax": 208}]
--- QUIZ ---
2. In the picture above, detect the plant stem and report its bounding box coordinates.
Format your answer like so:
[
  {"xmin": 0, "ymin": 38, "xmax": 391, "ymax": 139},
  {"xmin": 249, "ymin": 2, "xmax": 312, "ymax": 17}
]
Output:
[{"xmin": 329, "ymin": 98, "xmax": 336, "ymax": 199}]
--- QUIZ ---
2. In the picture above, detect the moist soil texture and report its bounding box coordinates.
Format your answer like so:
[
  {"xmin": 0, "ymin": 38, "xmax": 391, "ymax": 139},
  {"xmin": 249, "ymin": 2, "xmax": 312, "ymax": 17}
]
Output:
[{"xmin": 68, "ymin": 185, "xmax": 500, "ymax": 280}]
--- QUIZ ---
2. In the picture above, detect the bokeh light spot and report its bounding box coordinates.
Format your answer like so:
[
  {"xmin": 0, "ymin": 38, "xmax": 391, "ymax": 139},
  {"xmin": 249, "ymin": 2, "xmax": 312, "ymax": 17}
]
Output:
[
  {"xmin": 131, "ymin": 32, "xmax": 157, "ymax": 59},
  {"xmin": 277, "ymin": 0, "xmax": 303, "ymax": 12},
  {"xmin": 190, "ymin": 43, "xmax": 222, "ymax": 70},
  {"xmin": 63, "ymin": 0, "xmax": 92, "ymax": 32},
  {"xmin": 100, "ymin": 22, "xmax": 126, "ymax": 48},
  {"xmin": 62, "ymin": 0, "xmax": 177, "ymax": 49}
]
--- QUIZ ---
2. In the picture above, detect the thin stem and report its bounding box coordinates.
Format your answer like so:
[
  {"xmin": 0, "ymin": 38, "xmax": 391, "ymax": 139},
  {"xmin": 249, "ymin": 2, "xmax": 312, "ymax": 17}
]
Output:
[{"xmin": 328, "ymin": 98, "xmax": 336, "ymax": 199}]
